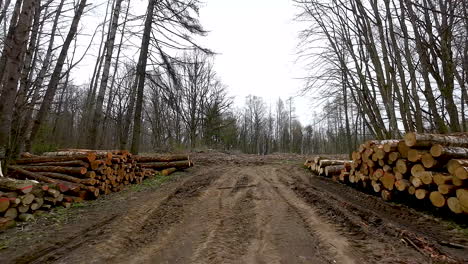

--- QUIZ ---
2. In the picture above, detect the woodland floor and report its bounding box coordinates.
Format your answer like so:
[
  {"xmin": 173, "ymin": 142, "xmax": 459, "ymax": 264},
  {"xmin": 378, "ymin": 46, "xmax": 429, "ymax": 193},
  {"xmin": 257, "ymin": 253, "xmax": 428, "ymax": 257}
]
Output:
[{"xmin": 0, "ymin": 152, "xmax": 467, "ymax": 264}]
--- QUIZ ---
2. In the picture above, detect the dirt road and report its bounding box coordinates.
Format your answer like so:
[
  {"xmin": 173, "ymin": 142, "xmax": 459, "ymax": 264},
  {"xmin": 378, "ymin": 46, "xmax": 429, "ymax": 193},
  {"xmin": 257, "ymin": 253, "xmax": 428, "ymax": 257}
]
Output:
[{"xmin": 1, "ymin": 153, "xmax": 467, "ymax": 263}]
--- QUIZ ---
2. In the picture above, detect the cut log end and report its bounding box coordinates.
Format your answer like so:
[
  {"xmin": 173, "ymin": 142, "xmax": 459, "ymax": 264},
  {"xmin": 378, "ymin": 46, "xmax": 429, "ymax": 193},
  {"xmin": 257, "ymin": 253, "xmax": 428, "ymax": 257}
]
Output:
[
  {"xmin": 415, "ymin": 189, "xmax": 428, "ymax": 200},
  {"xmin": 447, "ymin": 197, "xmax": 463, "ymax": 214},
  {"xmin": 429, "ymin": 191, "xmax": 446, "ymax": 208},
  {"xmin": 404, "ymin": 132, "xmax": 417, "ymax": 147}
]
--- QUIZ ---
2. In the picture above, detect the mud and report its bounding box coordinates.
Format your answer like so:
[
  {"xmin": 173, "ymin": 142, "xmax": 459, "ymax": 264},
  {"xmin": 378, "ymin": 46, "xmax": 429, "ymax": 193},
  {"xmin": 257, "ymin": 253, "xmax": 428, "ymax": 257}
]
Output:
[{"xmin": 0, "ymin": 152, "xmax": 466, "ymax": 263}]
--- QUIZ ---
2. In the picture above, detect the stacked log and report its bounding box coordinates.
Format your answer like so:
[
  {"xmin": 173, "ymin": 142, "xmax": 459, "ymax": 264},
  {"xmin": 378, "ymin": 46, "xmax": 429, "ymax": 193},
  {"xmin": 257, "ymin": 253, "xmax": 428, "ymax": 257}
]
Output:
[
  {"xmin": 1, "ymin": 150, "xmax": 193, "ymax": 228},
  {"xmin": 305, "ymin": 133, "xmax": 468, "ymax": 215},
  {"xmin": 0, "ymin": 177, "xmax": 74, "ymax": 230},
  {"xmin": 304, "ymin": 157, "xmax": 351, "ymax": 178},
  {"xmin": 134, "ymin": 154, "xmax": 192, "ymax": 175}
]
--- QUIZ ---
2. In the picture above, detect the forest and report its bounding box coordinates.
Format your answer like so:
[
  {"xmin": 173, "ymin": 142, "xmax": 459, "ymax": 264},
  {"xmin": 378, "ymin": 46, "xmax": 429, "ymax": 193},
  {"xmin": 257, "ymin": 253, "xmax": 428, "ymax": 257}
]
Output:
[{"xmin": 0, "ymin": 0, "xmax": 466, "ymax": 171}]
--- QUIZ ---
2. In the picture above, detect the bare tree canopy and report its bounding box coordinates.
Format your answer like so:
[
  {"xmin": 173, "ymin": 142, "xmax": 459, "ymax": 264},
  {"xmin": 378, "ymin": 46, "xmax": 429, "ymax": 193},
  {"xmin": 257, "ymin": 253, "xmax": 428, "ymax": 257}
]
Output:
[{"xmin": 0, "ymin": 0, "xmax": 466, "ymax": 174}]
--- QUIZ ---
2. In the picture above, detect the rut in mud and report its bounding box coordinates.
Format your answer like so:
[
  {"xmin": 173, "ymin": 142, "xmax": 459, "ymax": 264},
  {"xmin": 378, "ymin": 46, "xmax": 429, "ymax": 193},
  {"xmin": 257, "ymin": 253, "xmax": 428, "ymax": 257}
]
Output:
[{"xmin": 0, "ymin": 153, "xmax": 467, "ymax": 264}]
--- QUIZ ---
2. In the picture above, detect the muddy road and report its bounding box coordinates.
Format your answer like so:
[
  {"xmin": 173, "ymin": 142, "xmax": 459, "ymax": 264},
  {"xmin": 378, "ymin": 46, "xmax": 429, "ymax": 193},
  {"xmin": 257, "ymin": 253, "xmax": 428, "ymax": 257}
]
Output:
[{"xmin": 1, "ymin": 153, "xmax": 467, "ymax": 263}]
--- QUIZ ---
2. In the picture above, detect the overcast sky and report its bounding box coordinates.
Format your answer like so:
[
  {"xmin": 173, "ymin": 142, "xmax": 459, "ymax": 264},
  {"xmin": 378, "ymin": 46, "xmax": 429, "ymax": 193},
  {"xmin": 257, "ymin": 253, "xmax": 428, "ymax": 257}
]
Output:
[
  {"xmin": 74, "ymin": 0, "xmax": 315, "ymax": 125},
  {"xmin": 196, "ymin": 0, "xmax": 314, "ymax": 124}
]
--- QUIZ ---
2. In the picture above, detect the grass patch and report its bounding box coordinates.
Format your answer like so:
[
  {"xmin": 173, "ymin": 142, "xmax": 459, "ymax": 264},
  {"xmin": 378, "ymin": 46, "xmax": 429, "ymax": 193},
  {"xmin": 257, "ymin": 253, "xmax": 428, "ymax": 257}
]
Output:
[
  {"xmin": 0, "ymin": 242, "xmax": 8, "ymax": 250},
  {"xmin": 44, "ymin": 207, "xmax": 70, "ymax": 223},
  {"xmin": 71, "ymin": 202, "xmax": 87, "ymax": 208},
  {"xmin": 128, "ymin": 174, "xmax": 174, "ymax": 192},
  {"xmin": 444, "ymin": 219, "xmax": 468, "ymax": 235}
]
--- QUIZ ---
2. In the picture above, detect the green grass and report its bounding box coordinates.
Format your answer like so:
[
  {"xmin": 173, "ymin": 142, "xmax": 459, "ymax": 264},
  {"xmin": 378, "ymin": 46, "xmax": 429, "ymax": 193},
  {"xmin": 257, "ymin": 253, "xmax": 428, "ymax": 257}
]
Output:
[
  {"xmin": 128, "ymin": 174, "xmax": 174, "ymax": 192},
  {"xmin": 444, "ymin": 219, "xmax": 468, "ymax": 236},
  {"xmin": 71, "ymin": 202, "xmax": 87, "ymax": 208},
  {"xmin": 45, "ymin": 207, "xmax": 70, "ymax": 223},
  {"xmin": 0, "ymin": 173, "xmax": 184, "ymax": 252}
]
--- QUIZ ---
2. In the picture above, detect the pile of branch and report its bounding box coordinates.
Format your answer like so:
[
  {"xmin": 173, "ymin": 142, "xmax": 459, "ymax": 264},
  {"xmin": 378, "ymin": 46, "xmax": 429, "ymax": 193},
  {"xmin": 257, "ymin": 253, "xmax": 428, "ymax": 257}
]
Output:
[
  {"xmin": 305, "ymin": 133, "xmax": 468, "ymax": 215},
  {"xmin": 1, "ymin": 150, "xmax": 193, "ymax": 228}
]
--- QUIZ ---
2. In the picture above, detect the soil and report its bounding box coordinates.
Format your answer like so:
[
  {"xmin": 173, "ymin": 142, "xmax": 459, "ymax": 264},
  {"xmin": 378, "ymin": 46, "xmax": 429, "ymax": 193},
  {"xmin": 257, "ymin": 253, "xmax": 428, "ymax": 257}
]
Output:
[{"xmin": 0, "ymin": 152, "xmax": 467, "ymax": 264}]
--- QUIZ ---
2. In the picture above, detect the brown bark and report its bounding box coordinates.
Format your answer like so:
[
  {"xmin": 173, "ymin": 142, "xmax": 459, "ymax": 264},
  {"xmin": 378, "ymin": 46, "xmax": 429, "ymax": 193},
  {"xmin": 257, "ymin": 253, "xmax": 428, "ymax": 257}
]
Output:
[
  {"xmin": 139, "ymin": 160, "xmax": 192, "ymax": 170},
  {"xmin": 24, "ymin": 160, "xmax": 90, "ymax": 168},
  {"xmin": 404, "ymin": 132, "xmax": 468, "ymax": 148},
  {"xmin": 15, "ymin": 153, "xmax": 96, "ymax": 164},
  {"xmin": 0, "ymin": 197, "xmax": 9, "ymax": 212},
  {"xmin": 36, "ymin": 172, "xmax": 83, "ymax": 184},
  {"xmin": 161, "ymin": 167, "xmax": 177, "ymax": 176},
  {"xmin": 134, "ymin": 154, "xmax": 190, "ymax": 163},
  {"xmin": 325, "ymin": 165, "xmax": 344, "ymax": 177},
  {"xmin": 18, "ymin": 166, "xmax": 87, "ymax": 176},
  {"xmin": 0, "ymin": 177, "xmax": 35, "ymax": 194},
  {"xmin": 8, "ymin": 166, "xmax": 75, "ymax": 192}
]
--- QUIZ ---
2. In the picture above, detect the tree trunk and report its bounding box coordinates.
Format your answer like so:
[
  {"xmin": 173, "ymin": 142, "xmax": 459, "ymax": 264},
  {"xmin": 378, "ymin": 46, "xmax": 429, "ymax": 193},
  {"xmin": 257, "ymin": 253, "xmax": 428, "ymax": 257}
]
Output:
[
  {"xmin": 28, "ymin": 0, "xmax": 87, "ymax": 151},
  {"xmin": 0, "ymin": 0, "xmax": 37, "ymax": 173},
  {"xmin": 88, "ymin": 0, "xmax": 124, "ymax": 149},
  {"xmin": 23, "ymin": 0, "xmax": 65, "ymax": 151},
  {"xmin": 130, "ymin": 0, "xmax": 155, "ymax": 154}
]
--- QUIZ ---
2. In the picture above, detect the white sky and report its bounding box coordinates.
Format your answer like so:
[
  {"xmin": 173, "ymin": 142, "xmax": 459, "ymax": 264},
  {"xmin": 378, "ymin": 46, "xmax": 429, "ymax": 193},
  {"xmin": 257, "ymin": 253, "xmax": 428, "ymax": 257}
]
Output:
[
  {"xmin": 73, "ymin": 0, "xmax": 315, "ymax": 125},
  {"xmin": 196, "ymin": 0, "xmax": 313, "ymax": 124}
]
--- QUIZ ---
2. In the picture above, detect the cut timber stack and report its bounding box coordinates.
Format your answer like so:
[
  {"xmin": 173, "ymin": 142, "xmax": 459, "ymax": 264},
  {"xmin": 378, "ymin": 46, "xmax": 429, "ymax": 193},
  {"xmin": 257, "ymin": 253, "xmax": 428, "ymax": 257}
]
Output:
[
  {"xmin": 0, "ymin": 177, "xmax": 73, "ymax": 230},
  {"xmin": 134, "ymin": 154, "xmax": 193, "ymax": 176},
  {"xmin": 304, "ymin": 157, "xmax": 351, "ymax": 179},
  {"xmin": 1, "ymin": 150, "xmax": 193, "ymax": 229},
  {"xmin": 305, "ymin": 133, "xmax": 468, "ymax": 216}
]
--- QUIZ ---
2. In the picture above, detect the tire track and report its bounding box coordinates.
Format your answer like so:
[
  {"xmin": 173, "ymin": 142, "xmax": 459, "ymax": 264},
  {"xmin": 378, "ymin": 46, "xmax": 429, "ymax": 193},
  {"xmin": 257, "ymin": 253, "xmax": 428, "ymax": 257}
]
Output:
[
  {"xmin": 280, "ymin": 166, "xmax": 458, "ymax": 263},
  {"xmin": 193, "ymin": 189, "xmax": 256, "ymax": 264}
]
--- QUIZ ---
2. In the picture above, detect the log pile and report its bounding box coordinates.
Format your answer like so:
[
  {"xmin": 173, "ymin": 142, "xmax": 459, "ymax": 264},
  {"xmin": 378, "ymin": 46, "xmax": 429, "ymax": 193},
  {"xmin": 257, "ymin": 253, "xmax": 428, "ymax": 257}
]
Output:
[
  {"xmin": 305, "ymin": 133, "xmax": 468, "ymax": 215},
  {"xmin": 134, "ymin": 154, "xmax": 193, "ymax": 176},
  {"xmin": 1, "ymin": 150, "xmax": 192, "ymax": 228},
  {"xmin": 304, "ymin": 156, "xmax": 351, "ymax": 178}
]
